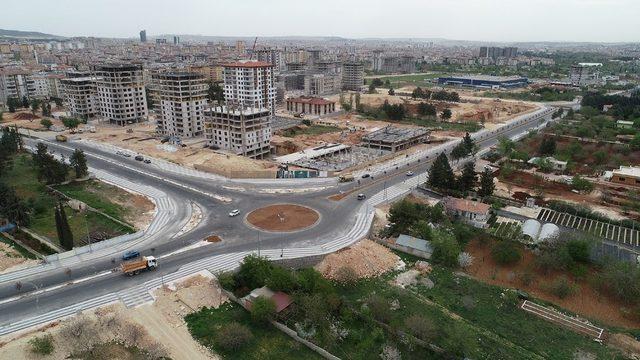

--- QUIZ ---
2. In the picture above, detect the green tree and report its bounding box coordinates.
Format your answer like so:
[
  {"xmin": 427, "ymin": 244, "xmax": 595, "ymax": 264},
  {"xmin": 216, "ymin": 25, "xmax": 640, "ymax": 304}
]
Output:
[
  {"xmin": 440, "ymin": 108, "xmax": 452, "ymax": 120},
  {"xmin": 431, "ymin": 230, "xmax": 461, "ymax": 267},
  {"xmin": 491, "ymin": 240, "xmax": 521, "ymax": 265},
  {"xmin": 388, "ymin": 87, "xmax": 395, "ymax": 96},
  {"xmin": 55, "ymin": 203, "xmax": 74, "ymax": 250},
  {"xmin": 462, "ymin": 132, "xmax": 476, "ymax": 154},
  {"xmin": 207, "ymin": 81, "xmax": 224, "ymax": 104},
  {"xmin": 538, "ymin": 137, "xmax": 556, "ymax": 156},
  {"xmin": 457, "ymin": 161, "xmax": 477, "ymax": 192},
  {"xmin": 368, "ymin": 83, "xmax": 377, "ymax": 94},
  {"xmin": 7, "ymin": 97, "xmax": 19, "ymax": 112},
  {"xmin": 28, "ymin": 334, "xmax": 54, "ymax": 355},
  {"xmin": 417, "ymin": 102, "xmax": 436, "ymax": 116},
  {"xmin": 21, "ymin": 96, "xmax": 29, "ymax": 108},
  {"xmin": 30, "ymin": 99, "xmax": 40, "ymax": 115},
  {"xmin": 250, "ymin": 296, "xmax": 276, "ymax": 324},
  {"xmin": 450, "ymin": 142, "xmax": 469, "ymax": 161},
  {"xmin": 478, "ymin": 168, "xmax": 495, "ymax": 197},
  {"xmin": 266, "ymin": 266, "xmax": 296, "ymax": 292},
  {"xmin": 61, "ymin": 117, "xmax": 80, "ymax": 129},
  {"xmin": 428, "ymin": 152, "xmax": 454, "ymax": 190},
  {"xmin": 571, "ymin": 175, "xmax": 594, "ymax": 192},
  {"xmin": 40, "ymin": 118, "xmax": 53, "ymax": 130},
  {"xmin": 69, "ymin": 149, "xmax": 88, "ymax": 179},
  {"xmin": 409, "ymin": 220, "xmax": 433, "ymax": 241},
  {"xmin": 236, "ymin": 255, "xmax": 273, "ymax": 290},
  {"xmin": 0, "ymin": 183, "xmax": 31, "ymax": 226},
  {"xmin": 497, "ymin": 136, "xmax": 515, "ymax": 157},
  {"xmin": 214, "ymin": 322, "xmax": 253, "ymax": 351}
]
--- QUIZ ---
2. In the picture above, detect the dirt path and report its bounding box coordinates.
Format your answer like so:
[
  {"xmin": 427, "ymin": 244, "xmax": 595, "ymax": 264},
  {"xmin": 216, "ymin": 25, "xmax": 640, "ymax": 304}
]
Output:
[{"xmin": 129, "ymin": 305, "xmax": 215, "ymax": 360}]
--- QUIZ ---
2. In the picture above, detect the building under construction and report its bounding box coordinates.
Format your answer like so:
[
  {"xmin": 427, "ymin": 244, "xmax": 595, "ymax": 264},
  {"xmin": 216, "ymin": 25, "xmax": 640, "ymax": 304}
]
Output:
[
  {"xmin": 362, "ymin": 126, "xmax": 429, "ymax": 152},
  {"xmin": 204, "ymin": 106, "xmax": 272, "ymax": 159}
]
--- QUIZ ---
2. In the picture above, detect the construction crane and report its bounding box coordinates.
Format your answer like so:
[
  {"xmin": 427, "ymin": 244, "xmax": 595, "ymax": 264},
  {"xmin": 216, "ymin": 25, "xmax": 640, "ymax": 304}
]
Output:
[{"xmin": 249, "ymin": 37, "xmax": 258, "ymax": 60}]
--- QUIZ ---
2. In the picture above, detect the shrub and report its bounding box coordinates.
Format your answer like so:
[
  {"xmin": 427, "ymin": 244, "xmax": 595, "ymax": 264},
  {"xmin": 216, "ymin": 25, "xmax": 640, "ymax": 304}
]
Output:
[
  {"xmin": 333, "ymin": 265, "xmax": 358, "ymax": 286},
  {"xmin": 548, "ymin": 276, "xmax": 577, "ymax": 299},
  {"xmin": 404, "ymin": 314, "xmax": 437, "ymax": 341},
  {"xmin": 457, "ymin": 252, "xmax": 474, "ymax": 268},
  {"xmin": 431, "ymin": 231, "xmax": 461, "ymax": 267},
  {"xmin": 216, "ymin": 271, "xmax": 236, "ymax": 291},
  {"xmin": 28, "ymin": 334, "xmax": 54, "ymax": 355},
  {"xmin": 367, "ymin": 294, "xmax": 392, "ymax": 323},
  {"xmin": 297, "ymin": 268, "xmax": 333, "ymax": 296},
  {"xmin": 250, "ymin": 296, "xmax": 276, "ymax": 324},
  {"xmin": 518, "ymin": 270, "xmax": 535, "ymax": 286},
  {"xmin": 40, "ymin": 118, "xmax": 53, "ymax": 129},
  {"xmin": 214, "ymin": 322, "xmax": 253, "ymax": 351},
  {"xmin": 595, "ymin": 261, "xmax": 640, "ymax": 304},
  {"xmin": 236, "ymin": 255, "xmax": 273, "ymax": 290},
  {"xmin": 266, "ymin": 266, "xmax": 296, "ymax": 292},
  {"xmin": 491, "ymin": 240, "xmax": 521, "ymax": 265}
]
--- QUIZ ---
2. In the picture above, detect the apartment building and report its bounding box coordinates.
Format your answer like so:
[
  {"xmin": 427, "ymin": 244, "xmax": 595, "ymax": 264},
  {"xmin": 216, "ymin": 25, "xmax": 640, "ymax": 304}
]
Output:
[
  {"xmin": 570, "ymin": 63, "xmax": 602, "ymax": 86},
  {"xmin": 222, "ymin": 60, "xmax": 276, "ymax": 115},
  {"xmin": 304, "ymin": 73, "xmax": 340, "ymax": 96},
  {"xmin": 0, "ymin": 69, "xmax": 58, "ymax": 104},
  {"xmin": 341, "ymin": 62, "xmax": 364, "ymax": 91},
  {"xmin": 255, "ymin": 49, "xmax": 285, "ymax": 73},
  {"xmin": 204, "ymin": 106, "xmax": 271, "ymax": 159},
  {"xmin": 153, "ymin": 72, "xmax": 207, "ymax": 138},
  {"xmin": 60, "ymin": 76, "xmax": 100, "ymax": 118},
  {"xmin": 93, "ymin": 64, "xmax": 148, "ymax": 125}
]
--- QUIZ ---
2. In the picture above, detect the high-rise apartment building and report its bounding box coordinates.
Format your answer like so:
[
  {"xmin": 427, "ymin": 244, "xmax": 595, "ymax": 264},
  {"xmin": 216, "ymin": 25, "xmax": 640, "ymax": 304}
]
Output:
[
  {"xmin": 153, "ymin": 72, "xmax": 207, "ymax": 138},
  {"xmin": 139, "ymin": 30, "xmax": 147, "ymax": 43},
  {"xmin": 204, "ymin": 106, "xmax": 271, "ymax": 159},
  {"xmin": 255, "ymin": 49, "xmax": 284, "ymax": 73},
  {"xmin": 341, "ymin": 62, "xmax": 364, "ymax": 91},
  {"xmin": 222, "ymin": 60, "xmax": 276, "ymax": 115},
  {"xmin": 570, "ymin": 63, "xmax": 602, "ymax": 86},
  {"xmin": 479, "ymin": 46, "xmax": 518, "ymax": 59},
  {"xmin": 173, "ymin": 36, "xmax": 180, "ymax": 45},
  {"xmin": 60, "ymin": 76, "xmax": 100, "ymax": 119},
  {"xmin": 93, "ymin": 64, "xmax": 148, "ymax": 125}
]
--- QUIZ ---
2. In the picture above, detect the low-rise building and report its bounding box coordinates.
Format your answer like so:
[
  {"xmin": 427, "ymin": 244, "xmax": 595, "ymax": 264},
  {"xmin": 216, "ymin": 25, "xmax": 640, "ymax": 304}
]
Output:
[
  {"xmin": 444, "ymin": 197, "xmax": 491, "ymax": 228},
  {"xmin": 608, "ymin": 166, "xmax": 640, "ymax": 186},
  {"xmin": 285, "ymin": 96, "xmax": 336, "ymax": 116},
  {"xmin": 438, "ymin": 75, "xmax": 528, "ymax": 89},
  {"xmin": 362, "ymin": 126, "xmax": 429, "ymax": 152}
]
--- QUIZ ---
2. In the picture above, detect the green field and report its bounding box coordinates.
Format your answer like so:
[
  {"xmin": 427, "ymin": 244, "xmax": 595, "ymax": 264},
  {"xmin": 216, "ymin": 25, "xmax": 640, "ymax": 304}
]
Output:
[
  {"xmin": 0, "ymin": 233, "xmax": 37, "ymax": 259},
  {"xmin": 1, "ymin": 153, "xmax": 134, "ymax": 248},
  {"xmin": 54, "ymin": 180, "xmax": 131, "ymax": 224},
  {"xmin": 280, "ymin": 125, "xmax": 341, "ymax": 137},
  {"xmin": 186, "ymin": 302, "xmax": 322, "ymax": 360},
  {"xmin": 366, "ymin": 73, "xmax": 442, "ymax": 89}
]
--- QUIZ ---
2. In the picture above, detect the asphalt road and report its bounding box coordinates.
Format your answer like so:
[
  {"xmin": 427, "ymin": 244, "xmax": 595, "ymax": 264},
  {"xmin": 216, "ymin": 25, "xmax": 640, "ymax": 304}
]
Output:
[{"xmin": 0, "ymin": 106, "xmax": 554, "ymax": 328}]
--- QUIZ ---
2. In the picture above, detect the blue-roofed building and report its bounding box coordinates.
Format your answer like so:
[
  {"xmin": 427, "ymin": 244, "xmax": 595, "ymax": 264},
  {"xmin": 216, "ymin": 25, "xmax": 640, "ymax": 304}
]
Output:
[{"xmin": 438, "ymin": 75, "xmax": 529, "ymax": 89}]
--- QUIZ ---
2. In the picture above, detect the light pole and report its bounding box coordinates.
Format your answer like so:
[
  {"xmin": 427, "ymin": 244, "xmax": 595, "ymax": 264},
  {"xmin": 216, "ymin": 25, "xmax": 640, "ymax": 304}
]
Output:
[{"xmin": 84, "ymin": 213, "xmax": 92, "ymax": 251}]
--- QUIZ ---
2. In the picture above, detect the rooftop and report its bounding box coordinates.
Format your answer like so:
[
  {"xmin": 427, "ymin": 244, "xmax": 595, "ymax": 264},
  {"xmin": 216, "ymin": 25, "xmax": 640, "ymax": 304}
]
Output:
[
  {"xmin": 612, "ymin": 165, "xmax": 640, "ymax": 178},
  {"xmin": 396, "ymin": 234, "xmax": 433, "ymax": 253},
  {"xmin": 440, "ymin": 74, "xmax": 527, "ymax": 82},
  {"xmin": 275, "ymin": 143, "xmax": 350, "ymax": 164},
  {"xmin": 362, "ymin": 126, "xmax": 429, "ymax": 143},
  {"xmin": 286, "ymin": 96, "xmax": 335, "ymax": 106},
  {"xmin": 444, "ymin": 197, "xmax": 491, "ymax": 214},
  {"xmin": 223, "ymin": 60, "xmax": 273, "ymax": 68},
  {"xmin": 207, "ymin": 105, "xmax": 271, "ymax": 117}
]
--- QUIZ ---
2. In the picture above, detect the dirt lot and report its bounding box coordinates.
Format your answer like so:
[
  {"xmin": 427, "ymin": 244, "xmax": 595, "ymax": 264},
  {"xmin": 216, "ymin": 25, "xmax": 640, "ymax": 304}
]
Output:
[
  {"xmin": 315, "ymin": 239, "xmax": 401, "ymax": 280},
  {"xmin": 464, "ymin": 238, "xmax": 640, "ymax": 329},
  {"xmin": 0, "ymin": 273, "xmax": 225, "ymax": 360},
  {"xmin": 246, "ymin": 204, "xmax": 319, "ymax": 232},
  {"xmin": 0, "ymin": 241, "xmax": 37, "ymax": 273},
  {"xmin": 74, "ymin": 122, "xmax": 274, "ymax": 174}
]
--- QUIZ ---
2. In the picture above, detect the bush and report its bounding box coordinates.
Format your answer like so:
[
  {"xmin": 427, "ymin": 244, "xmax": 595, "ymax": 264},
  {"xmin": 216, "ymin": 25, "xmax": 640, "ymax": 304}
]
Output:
[
  {"xmin": 431, "ymin": 231, "xmax": 461, "ymax": 267},
  {"xmin": 596, "ymin": 261, "xmax": 640, "ymax": 304},
  {"xmin": 236, "ymin": 255, "xmax": 273, "ymax": 290},
  {"xmin": 367, "ymin": 294, "xmax": 392, "ymax": 323},
  {"xmin": 28, "ymin": 334, "xmax": 54, "ymax": 355},
  {"xmin": 250, "ymin": 296, "xmax": 276, "ymax": 324},
  {"xmin": 40, "ymin": 118, "xmax": 53, "ymax": 129},
  {"xmin": 519, "ymin": 270, "xmax": 535, "ymax": 286},
  {"xmin": 216, "ymin": 271, "xmax": 236, "ymax": 291},
  {"xmin": 265, "ymin": 266, "xmax": 296, "ymax": 292},
  {"xmin": 491, "ymin": 240, "xmax": 521, "ymax": 265},
  {"xmin": 214, "ymin": 322, "xmax": 253, "ymax": 351},
  {"xmin": 333, "ymin": 266, "xmax": 358, "ymax": 286},
  {"xmin": 548, "ymin": 276, "xmax": 577, "ymax": 299},
  {"xmin": 404, "ymin": 314, "xmax": 437, "ymax": 341}
]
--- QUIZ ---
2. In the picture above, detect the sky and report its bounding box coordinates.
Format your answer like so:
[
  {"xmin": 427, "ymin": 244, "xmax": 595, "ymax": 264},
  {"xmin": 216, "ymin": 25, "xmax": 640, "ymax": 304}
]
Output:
[{"xmin": 3, "ymin": 0, "xmax": 639, "ymax": 42}]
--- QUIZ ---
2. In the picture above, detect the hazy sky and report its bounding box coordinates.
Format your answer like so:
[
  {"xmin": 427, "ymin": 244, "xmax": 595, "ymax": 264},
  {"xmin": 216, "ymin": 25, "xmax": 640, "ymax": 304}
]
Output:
[{"xmin": 3, "ymin": 0, "xmax": 639, "ymax": 42}]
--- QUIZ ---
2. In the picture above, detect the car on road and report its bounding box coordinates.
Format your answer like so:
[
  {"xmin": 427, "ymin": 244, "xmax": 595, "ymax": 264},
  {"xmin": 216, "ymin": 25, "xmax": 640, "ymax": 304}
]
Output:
[
  {"xmin": 134, "ymin": 155, "xmax": 144, "ymax": 161},
  {"xmin": 406, "ymin": 171, "xmax": 414, "ymax": 176},
  {"xmin": 361, "ymin": 173, "xmax": 371, "ymax": 179},
  {"xmin": 143, "ymin": 159, "xmax": 151, "ymax": 164},
  {"xmin": 357, "ymin": 193, "xmax": 366, "ymax": 200},
  {"xmin": 122, "ymin": 153, "xmax": 131, "ymax": 158},
  {"xmin": 122, "ymin": 250, "xmax": 140, "ymax": 261},
  {"xmin": 228, "ymin": 209, "xmax": 240, "ymax": 217}
]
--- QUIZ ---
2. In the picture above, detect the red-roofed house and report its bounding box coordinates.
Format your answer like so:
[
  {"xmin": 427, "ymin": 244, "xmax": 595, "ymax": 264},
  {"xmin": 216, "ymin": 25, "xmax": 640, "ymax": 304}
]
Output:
[
  {"xmin": 444, "ymin": 196, "xmax": 491, "ymax": 228},
  {"xmin": 244, "ymin": 286, "xmax": 293, "ymax": 313}
]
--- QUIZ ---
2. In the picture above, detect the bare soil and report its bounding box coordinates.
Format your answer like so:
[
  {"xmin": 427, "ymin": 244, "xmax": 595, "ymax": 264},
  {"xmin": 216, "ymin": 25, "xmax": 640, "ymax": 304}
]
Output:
[
  {"xmin": 315, "ymin": 239, "xmax": 400, "ymax": 279},
  {"xmin": 246, "ymin": 204, "xmax": 319, "ymax": 232},
  {"xmin": 464, "ymin": 238, "xmax": 640, "ymax": 329}
]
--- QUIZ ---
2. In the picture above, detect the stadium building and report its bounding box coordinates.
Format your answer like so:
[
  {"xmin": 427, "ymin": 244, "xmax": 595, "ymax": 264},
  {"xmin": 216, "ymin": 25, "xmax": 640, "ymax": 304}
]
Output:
[{"xmin": 437, "ymin": 75, "xmax": 528, "ymax": 89}]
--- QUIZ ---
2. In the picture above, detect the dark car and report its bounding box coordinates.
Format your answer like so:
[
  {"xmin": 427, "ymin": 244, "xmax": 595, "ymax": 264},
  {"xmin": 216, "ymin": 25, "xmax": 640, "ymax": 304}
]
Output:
[
  {"xmin": 143, "ymin": 159, "xmax": 151, "ymax": 164},
  {"xmin": 134, "ymin": 155, "xmax": 144, "ymax": 161},
  {"xmin": 361, "ymin": 173, "xmax": 371, "ymax": 179},
  {"xmin": 357, "ymin": 193, "xmax": 366, "ymax": 200},
  {"xmin": 122, "ymin": 250, "xmax": 140, "ymax": 261}
]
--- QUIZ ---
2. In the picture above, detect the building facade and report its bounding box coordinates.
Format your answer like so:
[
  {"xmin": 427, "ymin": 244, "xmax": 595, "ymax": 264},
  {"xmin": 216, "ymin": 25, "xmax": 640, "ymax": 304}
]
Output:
[
  {"xmin": 60, "ymin": 76, "xmax": 100, "ymax": 118},
  {"xmin": 285, "ymin": 96, "xmax": 336, "ymax": 116},
  {"xmin": 341, "ymin": 62, "xmax": 364, "ymax": 91},
  {"xmin": 204, "ymin": 106, "xmax": 271, "ymax": 159},
  {"xmin": 153, "ymin": 72, "xmax": 208, "ymax": 138},
  {"xmin": 93, "ymin": 64, "xmax": 148, "ymax": 125},
  {"xmin": 222, "ymin": 60, "xmax": 276, "ymax": 115},
  {"xmin": 570, "ymin": 63, "xmax": 602, "ymax": 86}
]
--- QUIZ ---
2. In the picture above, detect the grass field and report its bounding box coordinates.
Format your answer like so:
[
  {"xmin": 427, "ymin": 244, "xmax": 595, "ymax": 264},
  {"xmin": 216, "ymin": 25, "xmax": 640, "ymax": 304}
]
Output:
[
  {"xmin": 2, "ymin": 153, "xmax": 134, "ymax": 248},
  {"xmin": 54, "ymin": 181, "xmax": 131, "ymax": 224},
  {"xmin": 280, "ymin": 125, "xmax": 341, "ymax": 137},
  {"xmin": 367, "ymin": 73, "xmax": 442, "ymax": 89},
  {"xmin": 186, "ymin": 302, "xmax": 322, "ymax": 360},
  {"xmin": 0, "ymin": 233, "xmax": 37, "ymax": 259}
]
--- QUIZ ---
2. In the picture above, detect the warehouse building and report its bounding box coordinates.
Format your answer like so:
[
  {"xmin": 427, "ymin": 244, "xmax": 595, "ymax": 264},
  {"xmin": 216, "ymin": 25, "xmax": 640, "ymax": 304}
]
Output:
[{"xmin": 438, "ymin": 75, "xmax": 528, "ymax": 89}]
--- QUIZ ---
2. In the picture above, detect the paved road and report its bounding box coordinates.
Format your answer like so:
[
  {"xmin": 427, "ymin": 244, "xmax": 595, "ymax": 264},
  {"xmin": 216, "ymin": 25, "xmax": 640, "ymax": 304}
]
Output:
[{"xmin": 0, "ymin": 106, "xmax": 555, "ymax": 335}]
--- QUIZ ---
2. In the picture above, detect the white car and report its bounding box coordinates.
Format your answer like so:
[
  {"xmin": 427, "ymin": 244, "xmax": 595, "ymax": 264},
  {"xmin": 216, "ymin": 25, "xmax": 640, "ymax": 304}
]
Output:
[
  {"xmin": 228, "ymin": 209, "xmax": 240, "ymax": 217},
  {"xmin": 406, "ymin": 171, "xmax": 414, "ymax": 176}
]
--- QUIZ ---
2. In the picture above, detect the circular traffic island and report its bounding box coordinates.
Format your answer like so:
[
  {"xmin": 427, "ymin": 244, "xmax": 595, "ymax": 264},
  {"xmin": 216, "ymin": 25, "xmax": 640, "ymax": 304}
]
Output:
[{"xmin": 246, "ymin": 204, "xmax": 320, "ymax": 232}]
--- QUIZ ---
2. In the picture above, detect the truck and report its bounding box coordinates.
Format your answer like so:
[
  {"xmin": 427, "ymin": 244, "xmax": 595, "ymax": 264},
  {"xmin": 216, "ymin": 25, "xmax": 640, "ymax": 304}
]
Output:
[
  {"xmin": 120, "ymin": 256, "xmax": 157, "ymax": 276},
  {"xmin": 338, "ymin": 174, "xmax": 354, "ymax": 183},
  {"xmin": 55, "ymin": 134, "xmax": 67, "ymax": 142}
]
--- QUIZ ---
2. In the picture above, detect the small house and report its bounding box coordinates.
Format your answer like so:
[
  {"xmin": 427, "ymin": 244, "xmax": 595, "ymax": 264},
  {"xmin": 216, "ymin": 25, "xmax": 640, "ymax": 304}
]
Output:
[
  {"xmin": 444, "ymin": 197, "xmax": 491, "ymax": 228},
  {"xmin": 387, "ymin": 234, "xmax": 433, "ymax": 259}
]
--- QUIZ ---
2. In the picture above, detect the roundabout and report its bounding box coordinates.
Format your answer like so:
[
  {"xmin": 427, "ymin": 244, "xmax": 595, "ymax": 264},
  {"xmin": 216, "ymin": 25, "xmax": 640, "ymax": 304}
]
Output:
[{"xmin": 246, "ymin": 204, "xmax": 320, "ymax": 232}]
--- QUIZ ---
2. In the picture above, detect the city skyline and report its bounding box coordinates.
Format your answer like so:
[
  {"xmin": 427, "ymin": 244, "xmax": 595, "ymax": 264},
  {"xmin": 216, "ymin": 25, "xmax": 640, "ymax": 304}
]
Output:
[{"xmin": 3, "ymin": 0, "xmax": 639, "ymax": 43}]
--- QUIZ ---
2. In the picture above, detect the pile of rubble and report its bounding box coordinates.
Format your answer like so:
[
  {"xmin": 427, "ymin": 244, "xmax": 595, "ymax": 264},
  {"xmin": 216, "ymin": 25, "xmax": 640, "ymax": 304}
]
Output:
[{"xmin": 315, "ymin": 239, "xmax": 401, "ymax": 280}]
